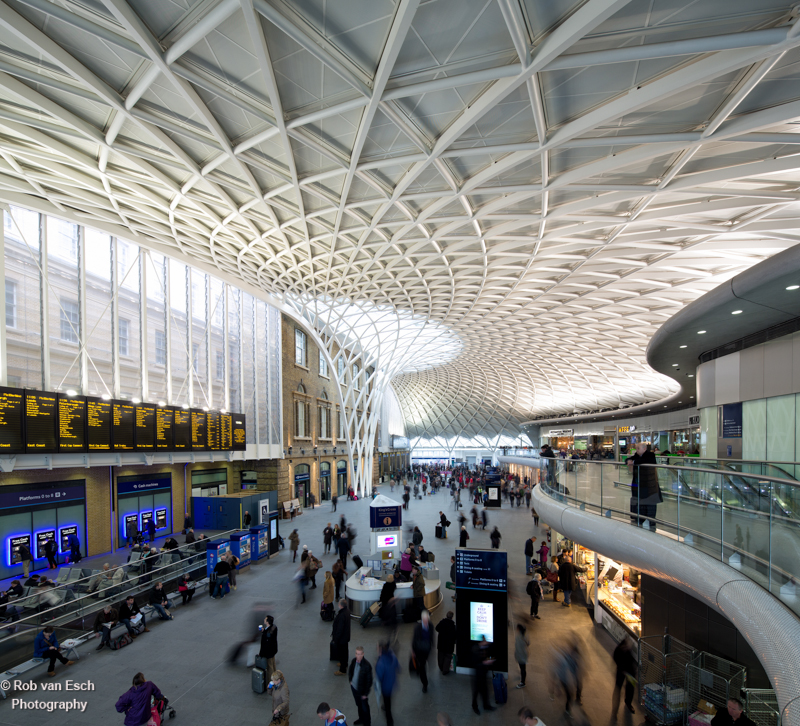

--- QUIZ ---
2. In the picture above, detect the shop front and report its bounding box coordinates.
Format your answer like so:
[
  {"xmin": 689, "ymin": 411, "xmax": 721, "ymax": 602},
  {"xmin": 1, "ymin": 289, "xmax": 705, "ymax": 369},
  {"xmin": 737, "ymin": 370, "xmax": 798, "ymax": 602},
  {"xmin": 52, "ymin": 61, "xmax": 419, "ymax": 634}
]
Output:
[
  {"xmin": 546, "ymin": 428, "xmax": 574, "ymax": 453},
  {"xmin": 320, "ymin": 462, "xmax": 331, "ymax": 500},
  {"xmin": 336, "ymin": 460, "xmax": 347, "ymax": 497},
  {"xmin": 294, "ymin": 464, "xmax": 311, "ymax": 507}
]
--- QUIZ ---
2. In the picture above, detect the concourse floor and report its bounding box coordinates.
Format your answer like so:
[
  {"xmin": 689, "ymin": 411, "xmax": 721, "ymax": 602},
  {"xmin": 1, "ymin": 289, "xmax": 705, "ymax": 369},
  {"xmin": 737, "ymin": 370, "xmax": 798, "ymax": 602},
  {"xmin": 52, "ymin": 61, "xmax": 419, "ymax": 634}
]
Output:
[{"xmin": 0, "ymin": 486, "xmax": 643, "ymax": 726}]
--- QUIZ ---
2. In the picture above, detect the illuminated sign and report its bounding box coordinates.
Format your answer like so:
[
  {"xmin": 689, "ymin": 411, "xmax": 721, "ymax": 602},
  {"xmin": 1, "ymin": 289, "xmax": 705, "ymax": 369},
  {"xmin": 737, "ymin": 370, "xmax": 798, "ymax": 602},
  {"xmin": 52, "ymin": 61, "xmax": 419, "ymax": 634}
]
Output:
[
  {"xmin": 548, "ymin": 428, "xmax": 573, "ymax": 436},
  {"xmin": 8, "ymin": 534, "xmax": 30, "ymax": 565},
  {"xmin": 124, "ymin": 514, "xmax": 139, "ymax": 539},
  {"xmin": 59, "ymin": 526, "xmax": 77, "ymax": 554},
  {"xmin": 155, "ymin": 508, "xmax": 167, "ymax": 530},
  {"xmin": 470, "ymin": 601, "xmax": 494, "ymax": 642},
  {"xmin": 35, "ymin": 530, "xmax": 56, "ymax": 559},
  {"xmin": 140, "ymin": 510, "xmax": 153, "ymax": 531},
  {"xmin": 617, "ymin": 426, "xmax": 636, "ymax": 434},
  {"xmin": 376, "ymin": 534, "xmax": 397, "ymax": 548}
]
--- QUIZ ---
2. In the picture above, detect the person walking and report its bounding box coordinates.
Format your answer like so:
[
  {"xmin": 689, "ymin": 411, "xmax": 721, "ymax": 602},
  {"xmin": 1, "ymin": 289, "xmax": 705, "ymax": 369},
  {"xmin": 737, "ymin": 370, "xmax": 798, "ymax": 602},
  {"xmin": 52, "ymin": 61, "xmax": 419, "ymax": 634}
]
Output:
[
  {"xmin": 435, "ymin": 611, "xmax": 456, "ymax": 674},
  {"xmin": 526, "ymin": 574, "xmax": 543, "ymax": 619},
  {"xmin": 348, "ymin": 646, "xmax": 373, "ymax": 726},
  {"xmin": 331, "ymin": 494, "xmax": 338, "ymax": 512},
  {"xmin": 323, "ymin": 524, "xmax": 334, "ymax": 555},
  {"xmin": 412, "ymin": 526, "xmax": 423, "ymax": 555},
  {"xmin": 323, "ymin": 571, "xmax": 335, "ymax": 616},
  {"xmin": 411, "ymin": 610, "xmax": 434, "ymax": 693},
  {"xmin": 557, "ymin": 554, "xmax": 586, "ymax": 607},
  {"xmin": 333, "ymin": 560, "xmax": 348, "ymax": 601},
  {"xmin": 490, "ymin": 526, "xmax": 501, "ymax": 549},
  {"xmin": 259, "ymin": 615, "xmax": 278, "ymax": 681},
  {"xmin": 337, "ymin": 531, "xmax": 351, "ymax": 569},
  {"xmin": 514, "ymin": 623, "xmax": 529, "ymax": 689},
  {"xmin": 270, "ymin": 670, "xmax": 290, "ymax": 725},
  {"xmin": 68, "ymin": 533, "xmax": 82, "ymax": 563},
  {"xmin": 556, "ymin": 640, "xmax": 583, "ymax": 716},
  {"xmin": 627, "ymin": 441, "xmax": 663, "ymax": 530},
  {"xmin": 375, "ymin": 641, "xmax": 400, "ymax": 726},
  {"xmin": 611, "ymin": 638, "xmax": 636, "ymax": 718},
  {"xmin": 115, "ymin": 672, "xmax": 163, "ymax": 726},
  {"xmin": 317, "ymin": 703, "xmax": 347, "ymax": 726},
  {"xmin": 537, "ymin": 541, "xmax": 549, "ymax": 567},
  {"xmin": 289, "ymin": 529, "xmax": 300, "ymax": 563},
  {"xmin": 34, "ymin": 626, "xmax": 75, "ymax": 676},
  {"xmin": 226, "ymin": 552, "xmax": 240, "ymax": 591},
  {"xmin": 531, "ymin": 507, "xmax": 539, "ymax": 527},
  {"xmin": 310, "ymin": 492, "xmax": 316, "ymax": 510},
  {"xmin": 524, "ymin": 536, "xmax": 535, "ymax": 574},
  {"xmin": 332, "ymin": 599, "xmax": 351, "ymax": 676},
  {"xmin": 439, "ymin": 511, "xmax": 448, "ymax": 538},
  {"xmin": 44, "ymin": 537, "xmax": 58, "ymax": 569},
  {"xmin": 146, "ymin": 516, "xmax": 156, "ymax": 544},
  {"xmin": 183, "ymin": 511, "xmax": 193, "ymax": 533},
  {"xmin": 412, "ymin": 567, "xmax": 426, "ymax": 613},
  {"xmin": 459, "ymin": 526, "xmax": 469, "ymax": 547},
  {"xmin": 471, "ymin": 637, "xmax": 495, "ymax": 715}
]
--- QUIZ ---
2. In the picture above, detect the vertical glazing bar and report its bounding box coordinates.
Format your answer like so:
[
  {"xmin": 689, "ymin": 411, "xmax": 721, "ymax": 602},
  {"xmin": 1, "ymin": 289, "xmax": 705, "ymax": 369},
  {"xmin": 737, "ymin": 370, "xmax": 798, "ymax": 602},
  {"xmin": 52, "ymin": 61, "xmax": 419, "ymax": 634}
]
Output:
[
  {"xmin": 0, "ymin": 216, "xmax": 7, "ymax": 387},
  {"xmin": 139, "ymin": 250, "xmax": 148, "ymax": 402},
  {"xmin": 77, "ymin": 225, "xmax": 88, "ymax": 394},
  {"xmin": 110, "ymin": 237, "xmax": 120, "ymax": 399},
  {"xmin": 252, "ymin": 299, "xmax": 259, "ymax": 446},
  {"xmin": 264, "ymin": 302, "xmax": 271, "ymax": 447},
  {"xmin": 39, "ymin": 213, "xmax": 50, "ymax": 391},
  {"xmin": 599, "ymin": 461, "xmax": 603, "ymax": 513},
  {"xmin": 164, "ymin": 258, "xmax": 172, "ymax": 404},
  {"xmin": 186, "ymin": 266, "xmax": 193, "ymax": 408},
  {"xmin": 223, "ymin": 283, "xmax": 230, "ymax": 412},
  {"xmin": 205, "ymin": 274, "xmax": 212, "ymax": 409},
  {"xmin": 769, "ymin": 479, "xmax": 773, "ymax": 592},
  {"xmin": 720, "ymin": 472, "xmax": 724, "ymax": 561},
  {"xmin": 237, "ymin": 292, "xmax": 244, "ymax": 414},
  {"xmin": 676, "ymin": 469, "xmax": 681, "ymax": 540}
]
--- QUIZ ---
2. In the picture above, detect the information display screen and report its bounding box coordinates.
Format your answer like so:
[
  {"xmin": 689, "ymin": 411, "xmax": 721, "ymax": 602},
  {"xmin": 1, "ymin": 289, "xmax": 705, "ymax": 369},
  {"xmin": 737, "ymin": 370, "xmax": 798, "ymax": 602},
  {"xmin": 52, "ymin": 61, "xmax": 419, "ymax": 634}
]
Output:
[
  {"xmin": 59, "ymin": 526, "xmax": 77, "ymax": 554},
  {"xmin": 112, "ymin": 403, "xmax": 135, "ymax": 450},
  {"xmin": 135, "ymin": 405, "xmax": 156, "ymax": 450},
  {"xmin": 455, "ymin": 550, "xmax": 508, "ymax": 591},
  {"xmin": 206, "ymin": 412, "xmax": 220, "ymax": 450},
  {"xmin": 191, "ymin": 410, "xmax": 207, "ymax": 450},
  {"xmin": 58, "ymin": 395, "xmax": 86, "ymax": 451},
  {"xmin": 173, "ymin": 410, "xmax": 191, "ymax": 449},
  {"xmin": 25, "ymin": 392, "xmax": 58, "ymax": 452},
  {"xmin": 8, "ymin": 534, "xmax": 30, "ymax": 565},
  {"xmin": 155, "ymin": 508, "xmax": 167, "ymax": 530},
  {"xmin": 124, "ymin": 514, "xmax": 139, "ymax": 539},
  {"xmin": 155, "ymin": 407, "xmax": 174, "ymax": 450},
  {"xmin": 86, "ymin": 399, "xmax": 112, "ymax": 451},
  {"xmin": 140, "ymin": 510, "xmax": 153, "ymax": 531},
  {"xmin": 220, "ymin": 413, "xmax": 232, "ymax": 450},
  {"xmin": 377, "ymin": 534, "xmax": 397, "ymax": 549},
  {"xmin": 232, "ymin": 414, "xmax": 246, "ymax": 450},
  {"xmin": 469, "ymin": 601, "xmax": 494, "ymax": 642},
  {"xmin": 0, "ymin": 387, "xmax": 24, "ymax": 453},
  {"xmin": 36, "ymin": 530, "xmax": 56, "ymax": 559}
]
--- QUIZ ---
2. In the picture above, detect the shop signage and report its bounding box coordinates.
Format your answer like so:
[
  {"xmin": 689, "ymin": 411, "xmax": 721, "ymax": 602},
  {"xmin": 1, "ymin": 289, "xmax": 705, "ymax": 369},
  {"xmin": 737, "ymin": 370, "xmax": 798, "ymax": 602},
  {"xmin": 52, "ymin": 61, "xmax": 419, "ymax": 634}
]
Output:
[
  {"xmin": 259, "ymin": 499, "xmax": 270, "ymax": 524},
  {"xmin": 688, "ymin": 415, "xmax": 700, "ymax": 426},
  {"xmin": 0, "ymin": 482, "xmax": 85, "ymax": 510},
  {"xmin": 117, "ymin": 476, "xmax": 171, "ymax": 495},
  {"xmin": 369, "ymin": 505, "xmax": 402, "ymax": 529},
  {"xmin": 617, "ymin": 426, "xmax": 636, "ymax": 433},
  {"xmin": 548, "ymin": 429, "xmax": 573, "ymax": 436},
  {"xmin": 721, "ymin": 403, "xmax": 742, "ymax": 438}
]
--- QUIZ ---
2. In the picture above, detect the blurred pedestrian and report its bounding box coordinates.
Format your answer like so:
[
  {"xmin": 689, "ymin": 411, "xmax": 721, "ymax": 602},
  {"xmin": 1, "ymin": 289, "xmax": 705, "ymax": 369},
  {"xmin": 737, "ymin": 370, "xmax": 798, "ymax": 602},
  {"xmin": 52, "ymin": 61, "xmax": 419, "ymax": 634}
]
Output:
[
  {"xmin": 435, "ymin": 611, "xmax": 456, "ymax": 674},
  {"xmin": 611, "ymin": 638, "xmax": 636, "ymax": 718},
  {"xmin": 375, "ymin": 641, "xmax": 400, "ymax": 726},
  {"xmin": 514, "ymin": 623, "xmax": 529, "ymax": 689},
  {"xmin": 411, "ymin": 610, "xmax": 434, "ymax": 693}
]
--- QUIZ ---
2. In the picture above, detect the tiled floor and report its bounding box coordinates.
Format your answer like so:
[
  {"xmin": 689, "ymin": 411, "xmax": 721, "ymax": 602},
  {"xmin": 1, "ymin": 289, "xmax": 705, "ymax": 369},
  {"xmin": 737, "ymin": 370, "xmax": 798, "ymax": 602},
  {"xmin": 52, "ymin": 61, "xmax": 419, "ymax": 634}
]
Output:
[{"xmin": 0, "ymin": 487, "xmax": 644, "ymax": 726}]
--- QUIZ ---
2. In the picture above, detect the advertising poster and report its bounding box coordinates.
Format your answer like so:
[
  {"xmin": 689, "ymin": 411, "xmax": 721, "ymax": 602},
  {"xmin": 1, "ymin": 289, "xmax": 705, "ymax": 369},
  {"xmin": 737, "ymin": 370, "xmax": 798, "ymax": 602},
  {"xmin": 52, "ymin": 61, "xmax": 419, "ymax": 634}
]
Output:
[
  {"xmin": 377, "ymin": 534, "xmax": 397, "ymax": 548},
  {"xmin": 259, "ymin": 499, "xmax": 270, "ymax": 524},
  {"xmin": 270, "ymin": 519, "xmax": 277, "ymax": 540},
  {"xmin": 470, "ymin": 601, "xmax": 494, "ymax": 642},
  {"xmin": 36, "ymin": 530, "xmax": 56, "ymax": 559}
]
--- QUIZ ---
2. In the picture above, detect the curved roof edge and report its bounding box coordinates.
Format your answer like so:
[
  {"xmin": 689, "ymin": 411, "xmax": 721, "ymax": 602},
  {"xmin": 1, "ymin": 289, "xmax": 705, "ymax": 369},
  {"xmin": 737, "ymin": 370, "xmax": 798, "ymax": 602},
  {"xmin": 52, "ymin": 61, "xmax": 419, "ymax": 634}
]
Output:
[{"xmin": 521, "ymin": 478, "xmax": 800, "ymax": 726}]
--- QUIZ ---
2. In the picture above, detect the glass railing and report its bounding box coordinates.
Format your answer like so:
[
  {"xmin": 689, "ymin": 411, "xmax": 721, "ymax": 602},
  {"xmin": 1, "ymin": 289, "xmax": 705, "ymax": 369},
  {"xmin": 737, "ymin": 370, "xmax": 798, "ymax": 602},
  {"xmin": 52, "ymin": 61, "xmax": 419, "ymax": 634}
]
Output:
[
  {"xmin": 0, "ymin": 531, "xmax": 238, "ymax": 674},
  {"xmin": 528, "ymin": 459, "xmax": 800, "ymax": 618}
]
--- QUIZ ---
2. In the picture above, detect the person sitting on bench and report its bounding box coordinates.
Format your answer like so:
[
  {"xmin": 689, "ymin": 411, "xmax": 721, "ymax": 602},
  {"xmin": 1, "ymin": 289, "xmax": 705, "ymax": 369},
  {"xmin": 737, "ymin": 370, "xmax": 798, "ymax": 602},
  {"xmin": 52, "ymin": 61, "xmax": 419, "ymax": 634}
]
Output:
[
  {"xmin": 34, "ymin": 626, "xmax": 75, "ymax": 676},
  {"xmin": 119, "ymin": 595, "xmax": 150, "ymax": 637}
]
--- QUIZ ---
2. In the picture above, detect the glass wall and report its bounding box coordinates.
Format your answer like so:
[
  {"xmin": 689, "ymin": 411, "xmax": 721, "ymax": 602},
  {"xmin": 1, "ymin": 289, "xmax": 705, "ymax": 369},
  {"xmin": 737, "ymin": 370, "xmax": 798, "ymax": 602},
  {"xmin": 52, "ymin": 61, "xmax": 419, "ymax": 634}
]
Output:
[{"xmin": 2, "ymin": 205, "xmax": 282, "ymax": 447}]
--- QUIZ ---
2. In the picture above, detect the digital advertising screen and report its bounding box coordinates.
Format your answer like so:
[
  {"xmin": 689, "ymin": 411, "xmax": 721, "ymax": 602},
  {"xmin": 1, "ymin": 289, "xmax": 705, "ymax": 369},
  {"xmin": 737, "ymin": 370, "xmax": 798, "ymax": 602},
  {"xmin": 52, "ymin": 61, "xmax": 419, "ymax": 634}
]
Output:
[
  {"xmin": 0, "ymin": 387, "xmax": 24, "ymax": 453},
  {"xmin": 59, "ymin": 526, "xmax": 78, "ymax": 554},
  {"xmin": 155, "ymin": 508, "xmax": 167, "ymax": 530},
  {"xmin": 8, "ymin": 534, "xmax": 30, "ymax": 565},
  {"xmin": 86, "ymin": 398, "xmax": 112, "ymax": 450},
  {"xmin": 124, "ymin": 514, "xmax": 139, "ymax": 538},
  {"xmin": 35, "ymin": 530, "xmax": 56, "ymax": 559},
  {"xmin": 377, "ymin": 534, "xmax": 398, "ymax": 549},
  {"xmin": 25, "ymin": 391, "xmax": 58, "ymax": 453},
  {"xmin": 469, "ymin": 601, "xmax": 494, "ymax": 642}
]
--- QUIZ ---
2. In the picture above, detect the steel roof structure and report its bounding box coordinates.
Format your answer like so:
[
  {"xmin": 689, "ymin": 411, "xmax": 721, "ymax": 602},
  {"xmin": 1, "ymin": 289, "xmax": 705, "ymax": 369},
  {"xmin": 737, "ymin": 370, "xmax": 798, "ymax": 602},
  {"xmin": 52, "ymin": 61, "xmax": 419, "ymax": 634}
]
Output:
[{"xmin": 1, "ymin": 0, "xmax": 800, "ymax": 451}]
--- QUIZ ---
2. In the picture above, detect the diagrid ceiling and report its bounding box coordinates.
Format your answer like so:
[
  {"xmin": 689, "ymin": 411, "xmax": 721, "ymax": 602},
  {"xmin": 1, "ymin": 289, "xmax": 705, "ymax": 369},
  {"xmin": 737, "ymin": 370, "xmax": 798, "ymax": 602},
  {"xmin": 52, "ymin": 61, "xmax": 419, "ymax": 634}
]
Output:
[{"xmin": 1, "ymin": 0, "xmax": 800, "ymax": 443}]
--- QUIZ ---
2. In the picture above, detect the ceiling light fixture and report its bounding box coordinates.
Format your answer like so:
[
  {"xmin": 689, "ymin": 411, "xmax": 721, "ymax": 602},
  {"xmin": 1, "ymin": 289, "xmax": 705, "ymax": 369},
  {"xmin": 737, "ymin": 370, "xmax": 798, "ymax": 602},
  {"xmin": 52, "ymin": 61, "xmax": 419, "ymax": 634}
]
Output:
[
  {"xmin": 672, "ymin": 363, "xmax": 678, "ymax": 367},
  {"xmin": 101, "ymin": 393, "xmax": 111, "ymax": 400},
  {"xmin": 731, "ymin": 310, "xmax": 742, "ymax": 315},
  {"xmin": 66, "ymin": 389, "xmax": 77, "ymax": 396},
  {"xmin": 697, "ymin": 330, "xmax": 706, "ymax": 334},
  {"xmin": 158, "ymin": 401, "xmax": 166, "ymax": 406},
  {"xmin": 688, "ymin": 374, "xmax": 694, "ymax": 378},
  {"xmin": 680, "ymin": 345, "xmax": 687, "ymax": 349},
  {"xmin": 131, "ymin": 397, "xmax": 140, "ymax": 404},
  {"xmin": 787, "ymin": 285, "xmax": 799, "ymax": 290}
]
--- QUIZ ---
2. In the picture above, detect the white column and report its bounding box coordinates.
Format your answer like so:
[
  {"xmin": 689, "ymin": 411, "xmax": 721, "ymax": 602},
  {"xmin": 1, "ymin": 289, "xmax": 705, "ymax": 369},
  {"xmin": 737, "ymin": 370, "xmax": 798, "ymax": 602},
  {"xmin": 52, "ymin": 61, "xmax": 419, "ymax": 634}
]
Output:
[
  {"xmin": 110, "ymin": 237, "xmax": 120, "ymax": 399},
  {"xmin": 205, "ymin": 274, "xmax": 213, "ymax": 408},
  {"xmin": 39, "ymin": 213, "xmax": 50, "ymax": 391},
  {"xmin": 164, "ymin": 257, "xmax": 172, "ymax": 404},
  {"xmin": 78, "ymin": 225, "xmax": 88, "ymax": 394},
  {"xmin": 223, "ymin": 283, "xmax": 230, "ymax": 412},
  {"xmin": 0, "ymin": 217, "xmax": 6, "ymax": 386},
  {"xmin": 139, "ymin": 249, "xmax": 148, "ymax": 401},
  {"xmin": 186, "ymin": 265, "xmax": 193, "ymax": 408}
]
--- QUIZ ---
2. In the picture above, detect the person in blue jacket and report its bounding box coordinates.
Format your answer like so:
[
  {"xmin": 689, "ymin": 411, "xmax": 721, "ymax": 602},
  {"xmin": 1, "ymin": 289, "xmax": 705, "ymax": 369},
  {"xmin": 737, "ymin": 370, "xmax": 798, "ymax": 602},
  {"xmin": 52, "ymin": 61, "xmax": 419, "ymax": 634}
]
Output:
[
  {"xmin": 115, "ymin": 672, "xmax": 163, "ymax": 726},
  {"xmin": 34, "ymin": 625, "xmax": 75, "ymax": 676},
  {"xmin": 68, "ymin": 533, "xmax": 81, "ymax": 563},
  {"xmin": 375, "ymin": 641, "xmax": 400, "ymax": 726},
  {"xmin": 146, "ymin": 517, "xmax": 156, "ymax": 544}
]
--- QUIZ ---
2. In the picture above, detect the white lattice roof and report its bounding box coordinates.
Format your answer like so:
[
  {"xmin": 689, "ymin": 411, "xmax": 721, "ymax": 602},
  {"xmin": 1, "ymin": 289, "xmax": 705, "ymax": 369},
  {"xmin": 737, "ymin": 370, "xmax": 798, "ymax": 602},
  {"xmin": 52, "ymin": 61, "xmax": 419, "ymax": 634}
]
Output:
[{"xmin": 1, "ymin": 0, "xmax": 799, "ymax": 440}]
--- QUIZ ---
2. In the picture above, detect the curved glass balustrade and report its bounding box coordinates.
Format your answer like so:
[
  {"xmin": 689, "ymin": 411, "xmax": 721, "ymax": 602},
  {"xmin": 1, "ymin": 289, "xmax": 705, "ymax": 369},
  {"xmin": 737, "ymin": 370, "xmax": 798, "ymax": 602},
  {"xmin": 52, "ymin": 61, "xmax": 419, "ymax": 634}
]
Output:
[{"xmin": 512, "ymin": 458, "xmax": 800, "ymax": 618}]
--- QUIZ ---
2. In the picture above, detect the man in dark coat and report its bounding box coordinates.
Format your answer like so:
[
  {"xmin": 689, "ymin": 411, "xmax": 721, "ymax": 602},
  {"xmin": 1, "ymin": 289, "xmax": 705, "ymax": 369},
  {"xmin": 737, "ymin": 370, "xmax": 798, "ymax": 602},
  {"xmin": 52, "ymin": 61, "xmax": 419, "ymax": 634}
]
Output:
[
  {"xmin": 146, "ymin": 517, "xmax": 156, "ymax": 543},
  {"xmin": 626, "ymin": 442, "xmax": 662, "ymax": 530},
  {"xmin": 332, "ymin": 599, "xmax": 351, "ymax": 676},
  {"xmin": 337, "ymin": 532, "xmax": 350, "ymax": 568},
  {"xmin": 611, "ymin": 637, "xmax": 636, "ymax": 717},
  {"xmin": 259, "ymin": 615, "xmax": 278, "ymax": 680},
  {"xmin": 348, "ymin": 646, "xmax": 373, "ymax": 726},
  {"xmin": 411, "ymin": 610, "xmax": 434, "ymax": 693},
  {"xmin": 323, "ymin": 524, "xmax": 334, "ymax": 555},
  {"xmin": 710, "ymin": 698, "xmax": 757, "ymax": 726},
  {"xmin": 557, "ymin": 555, "xmax": 586, "ymax": 607},
  {"xmin": 434, "ymin": 610, "xmax": 456, "ymax": 674}
]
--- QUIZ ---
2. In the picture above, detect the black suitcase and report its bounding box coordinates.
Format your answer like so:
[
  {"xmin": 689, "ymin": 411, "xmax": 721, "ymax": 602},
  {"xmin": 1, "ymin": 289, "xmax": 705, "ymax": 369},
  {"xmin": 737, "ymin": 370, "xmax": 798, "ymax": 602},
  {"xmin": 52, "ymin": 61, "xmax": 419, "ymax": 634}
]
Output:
[
  {"xmin": 255, "ymin": 655, "xmax": 269, "ymax": 671},
  {"xmin": 435, "ymin": 525, "xmax": 443, "ymax": 539},
  {"xmin": 321, "ymin": 603, "xmax": 334, "ymax": 621},
  {"xmin": 402, "ymin": 603, "xmax": 420, "ymax": 623},
  {"xmin": 252, "ymin": 667, "xmax": 267, "ymax": 694},
  {"xmin": 352, "ymin": 554, "xmax": 363, "ymax": 569},
  {"xmin": 360, "ymin": 608, "xmax": 375, "ymax": 628}
]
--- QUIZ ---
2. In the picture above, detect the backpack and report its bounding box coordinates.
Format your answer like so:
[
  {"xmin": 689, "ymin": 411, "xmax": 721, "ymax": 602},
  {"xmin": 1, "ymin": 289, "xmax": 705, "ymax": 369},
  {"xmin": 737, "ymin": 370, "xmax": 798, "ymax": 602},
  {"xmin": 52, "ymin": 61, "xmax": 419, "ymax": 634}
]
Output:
[
  {"xmin": 526, "ymin": 580, "xmax": 542, "ymax": 601},
  {"xmin": 110, "ymin": 633, "xmax": 133, "ymax": 650}
]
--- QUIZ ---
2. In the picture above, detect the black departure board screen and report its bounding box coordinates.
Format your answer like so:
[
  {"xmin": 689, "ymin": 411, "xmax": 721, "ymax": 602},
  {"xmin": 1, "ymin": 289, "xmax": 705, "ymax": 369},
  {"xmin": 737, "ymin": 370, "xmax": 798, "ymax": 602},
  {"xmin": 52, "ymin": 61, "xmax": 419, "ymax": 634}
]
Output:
[
  {"xmin": 155, "ymin": 407, "xmax": 174, "ymax": 450},
  {"xmin": 206, "ymin": 411, "xmax": 220, "ymax": 450},
  {"xmin": 58, "ymin": 395, "xmax": 86, "ymax": 451},
  {"xmin": 220, "ymin": 413, "xmax": 232, "ymax": 450},
  {"xmin": 25, "ymin": 391, "xmax": 58, "ymax": 453},
  {"xmin": 0, "ymin": 387, "xmax": 24, "ymax": 453},
  {"xmin": 112, "ymin": 403, "xmax": 135, "ymax": 450},
  {"xmin": 173, "ymin": 409, "xmax": 191, "ymax": 449},
  {"xmin": 191, "ymin": 410, "xmax": 207, "ymax": 450},
  {"xmin": 87, "ymin": 399, "xmax": 112, "ymax": 451},
  {"xmin": 232, "ymin": 414, "xmax": 246, "ymax": 450},
  {"xmin": 135, "ymin": 405, "xmax": 156, "ymax": 450}
]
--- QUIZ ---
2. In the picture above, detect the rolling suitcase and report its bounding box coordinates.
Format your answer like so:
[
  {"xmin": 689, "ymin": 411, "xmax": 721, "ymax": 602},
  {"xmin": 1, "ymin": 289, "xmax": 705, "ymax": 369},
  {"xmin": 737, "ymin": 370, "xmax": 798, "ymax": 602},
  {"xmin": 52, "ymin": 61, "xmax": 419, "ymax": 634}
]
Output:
[
  {"xmin": 493, "ymin": 672, "xmax": 507, "ymax": 704},
  {"xmin": 252, "ymin": 666, "xmax": 267, "ymax": 694},
  {"xmin": 435, "ymin": 525, "xmax": 443, "ymax": 539},
  {"xmin": 352, "ymin": 554, "xmax": 363, "ymax": 569},
  {"xmin": 359, "ymin": 608, "xmax": 374, "ymax": 628}
]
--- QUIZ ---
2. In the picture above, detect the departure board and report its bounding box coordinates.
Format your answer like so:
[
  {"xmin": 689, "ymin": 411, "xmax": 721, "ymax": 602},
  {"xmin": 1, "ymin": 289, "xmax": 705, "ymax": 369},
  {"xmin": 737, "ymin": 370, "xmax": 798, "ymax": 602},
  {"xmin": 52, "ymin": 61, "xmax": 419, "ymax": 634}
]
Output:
[
  {"xmin": 191, "ymin": 410, "xmax": 207, "ymax": 450},
  {"xmin": 219, "ymin": 413, "xmax": 232, "ymax": 450},
  {"xmin": 173, "ymin": 409, "xmax": 191, "ymax": 449},
  {"xmin": 86, "ymin": 399, "xmax": 112, "ymax": 451},
  {"xmin": 135, "ymin": 405, "xmax": 156, "ymax": 450},
  {"xmin": 206, "ymin": 412, "xmax": 220, "ymax": 450},
  {"xmin": 25, "ymin": 392, "xmax": 58, "ymax": 452},
  {"xmin": 112, "ymin": 403, "xmax": 135, "ymax": 450},
  {"xmin": 0, "ymin": 387, "xmax": 24, "ymax": 453},
  {"xmin": 155, "ymin": 407, "xmax": 174, "ymax": 450},
  {"xmin": 58, "ymin": 395, "xmax": 86, "ymax": 451},
  {"xmin": 232, "ymin": 414, "xmax": 246, "ymax": 450}
]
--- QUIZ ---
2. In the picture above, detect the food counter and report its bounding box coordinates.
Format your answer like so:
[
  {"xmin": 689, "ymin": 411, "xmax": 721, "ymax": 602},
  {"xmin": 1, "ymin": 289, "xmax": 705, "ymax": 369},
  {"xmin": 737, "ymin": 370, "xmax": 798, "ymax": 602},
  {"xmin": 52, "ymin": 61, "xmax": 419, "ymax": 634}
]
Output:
[{"xmin": 345, "ymin": 563, "xmax": 442, "ymax": 616}]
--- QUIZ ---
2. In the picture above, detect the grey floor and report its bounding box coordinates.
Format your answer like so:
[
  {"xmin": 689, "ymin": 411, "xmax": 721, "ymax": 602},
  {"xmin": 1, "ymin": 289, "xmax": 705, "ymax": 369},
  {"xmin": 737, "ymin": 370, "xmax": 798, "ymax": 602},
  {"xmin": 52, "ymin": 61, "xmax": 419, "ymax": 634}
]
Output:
[{"xmin": 0, "ymin": 487, "xmax": 644, "ymax": 726}]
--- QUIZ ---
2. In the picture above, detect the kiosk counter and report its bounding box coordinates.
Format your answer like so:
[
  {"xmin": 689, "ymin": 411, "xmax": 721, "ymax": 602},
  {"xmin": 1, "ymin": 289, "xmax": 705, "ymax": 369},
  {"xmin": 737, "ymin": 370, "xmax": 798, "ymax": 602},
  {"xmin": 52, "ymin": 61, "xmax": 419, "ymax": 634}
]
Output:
[{"xmin": 345, "ymin": 563, "xmax": 441, "ymax": 617}]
